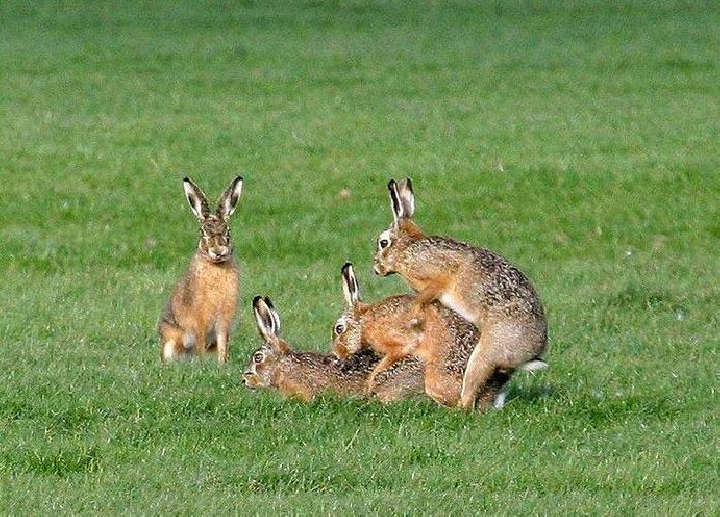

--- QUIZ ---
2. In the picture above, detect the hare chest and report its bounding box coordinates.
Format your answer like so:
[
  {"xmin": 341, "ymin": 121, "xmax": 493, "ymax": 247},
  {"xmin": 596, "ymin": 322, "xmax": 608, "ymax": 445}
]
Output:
[{"xmin": 193, "ymin": 260, "xmax": 239, "ymax": 323}]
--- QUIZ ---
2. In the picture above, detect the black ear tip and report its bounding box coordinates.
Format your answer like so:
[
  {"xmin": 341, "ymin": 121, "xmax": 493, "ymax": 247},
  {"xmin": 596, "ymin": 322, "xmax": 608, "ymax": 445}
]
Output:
[
  {"xmin": 252, "ymin": 295, "xmax": 263, "ymax": 307},
  {"xmin": 264, "ymin": 296, "xmax": 274, "ymax": 309},
  {"xmin": 341, "ymin": 262, "xmax": 353, "ymax": 274},
  {"xmin": 183, "ymin": 176, "xmax": 191, "ymax": 183},
  {"xmin": 387, "ymin": 179, "xmax": 397, "ymax": 190},
  {"xmin": 235, "ymin": 175, "xmax": 244, "ymax": 182}
]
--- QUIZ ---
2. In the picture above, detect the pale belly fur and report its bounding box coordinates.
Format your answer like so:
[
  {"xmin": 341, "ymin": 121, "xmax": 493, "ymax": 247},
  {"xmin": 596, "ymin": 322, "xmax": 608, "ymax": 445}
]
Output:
[{"xmin": 439, "ymin": 292, "xmax": 475, "ymax": 323}]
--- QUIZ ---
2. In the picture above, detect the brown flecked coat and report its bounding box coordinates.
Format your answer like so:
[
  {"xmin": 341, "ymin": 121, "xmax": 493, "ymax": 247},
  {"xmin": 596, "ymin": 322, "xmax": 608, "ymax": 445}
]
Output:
[
  {"xmin": 373, "ymin": 178, "xmax": 548, "ymax": 410},
  {"xmin": 158, "ymin": 176, "xmax": 243, "ymax": 363}
]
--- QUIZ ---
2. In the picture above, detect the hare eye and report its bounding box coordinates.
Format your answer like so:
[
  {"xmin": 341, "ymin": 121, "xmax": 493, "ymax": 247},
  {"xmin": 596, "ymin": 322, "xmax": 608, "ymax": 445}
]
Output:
[
  {"xmin": 334, "ymin": 323, "xmax": 345, "ymax": 335},
  {"xmin": 253, "ymin": 352, "xmax": 264, "ymax": 364},
  {"xmin": 379, "ymin": 239, "xmax": 389, "ymax": 249}
]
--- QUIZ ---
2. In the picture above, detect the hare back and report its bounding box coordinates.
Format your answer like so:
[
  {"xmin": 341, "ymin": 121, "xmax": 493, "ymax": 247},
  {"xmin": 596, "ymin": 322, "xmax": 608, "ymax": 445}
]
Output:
[
  {"xmin": 276, "ymin": 349, "xmax": 424, "ymax": 400},
  {"xmin": 405, "ymin": 237, "xmax": 546, "ymax": 324}
]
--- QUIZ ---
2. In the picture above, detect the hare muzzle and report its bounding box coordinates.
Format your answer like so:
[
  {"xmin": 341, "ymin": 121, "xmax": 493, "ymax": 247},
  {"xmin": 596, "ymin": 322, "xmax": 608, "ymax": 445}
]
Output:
[
  {"xmin": 208, "ymin": 246, "xmax": 231, "ymax": 263},
  {"xmin": 242, "ymin": 372, "xmax": 259, "ymax": 388},
  {"xmin": 373, "ymin": 260, "xmax": 388, "ymax": 276}
]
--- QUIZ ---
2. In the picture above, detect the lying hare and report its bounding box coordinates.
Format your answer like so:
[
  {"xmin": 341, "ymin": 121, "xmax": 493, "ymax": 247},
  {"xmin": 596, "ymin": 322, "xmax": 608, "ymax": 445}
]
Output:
[
  {"xmin": 243, "ymin": 296, "xmax": 425, "ymax": 403},
  {"xmin": 374, "ymin": 178, "xmax": 548, "ymax": 410},
  {"xmin": 158, "ymin": 176, "xmax": 243, "ymax": 363},
  {"xmin": 333, "ymin": 263, "xmax": 512, "ymax": 409}
]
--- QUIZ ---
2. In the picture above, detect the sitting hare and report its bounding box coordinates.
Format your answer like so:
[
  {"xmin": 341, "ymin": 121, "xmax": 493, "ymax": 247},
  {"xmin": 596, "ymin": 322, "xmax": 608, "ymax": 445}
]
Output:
[{"xmin": 158, "ymin": 176, "xmax": 243, "ymax": 363}]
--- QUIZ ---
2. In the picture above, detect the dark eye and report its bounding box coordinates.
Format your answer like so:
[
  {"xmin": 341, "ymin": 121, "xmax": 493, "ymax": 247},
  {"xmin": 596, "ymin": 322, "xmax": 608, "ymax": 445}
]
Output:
[
  {"xmin": 253, "ymin": 352, "xmax": 264, "ymax": 364},
  {"xmin": 379, "ymin": 239, "xmax": 389, "ymax": 249},
  {"xmin": 334, "ymin": 324, "xmax": 345, "ymax": 335}
]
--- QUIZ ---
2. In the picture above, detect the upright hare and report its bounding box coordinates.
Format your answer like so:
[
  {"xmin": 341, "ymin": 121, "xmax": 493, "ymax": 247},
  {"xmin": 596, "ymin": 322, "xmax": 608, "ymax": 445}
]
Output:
[
  {"xmin": 244, "ymin": 296, "xmax": 425, "ymax": 403},
  {"xmin": 333, "ymin": 263, "xmax": 512, "ymax": 409},
  {"xmin": 373, "ymin": 178, "xmax": 548, "ymax": 410},
  {"xmin": 158, "ymin": 176, "xmax": 243, "ymax": 363}
]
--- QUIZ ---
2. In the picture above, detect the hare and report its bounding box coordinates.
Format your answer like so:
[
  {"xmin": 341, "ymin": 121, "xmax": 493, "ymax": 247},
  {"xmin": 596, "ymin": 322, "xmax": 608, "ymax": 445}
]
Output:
[
  {"xmin": 158, "ymin": 176, "xmax": 243, "ymax": 363},
  {"xmin": 243, "ymin": 296, "xmax": 425, "ymax": 404},
  {"xmin": 373, "ymin": 178, "xmax": 548, "ymax": 410},
  {"xmin": 333, "ymin": 263, "xmax": 512, "ymax": 409}
]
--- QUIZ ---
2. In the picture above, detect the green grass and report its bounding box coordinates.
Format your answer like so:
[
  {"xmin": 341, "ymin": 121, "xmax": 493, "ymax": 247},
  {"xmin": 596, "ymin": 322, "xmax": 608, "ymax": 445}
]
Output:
[{"xmin": 1, "ymin": 0, "xmax": 718, "ymax": 513}]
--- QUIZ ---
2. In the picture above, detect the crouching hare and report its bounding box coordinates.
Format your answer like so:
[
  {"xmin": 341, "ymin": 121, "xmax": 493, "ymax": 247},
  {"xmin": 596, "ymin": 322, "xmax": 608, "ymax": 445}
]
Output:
[
  {"xmin": 374, "ymin": 178, "xmax": 548, "ymax": 410},
  {"xmin": 243, "ymin": 296, "xmax": 425, "ymax": 403},
  {"xmin": 158, "ymin": 176, "xmax": 243, "ymax": 363},
  {"xmin": 333, "ymin": 263, "xmax": 512, "ymax": 409}
]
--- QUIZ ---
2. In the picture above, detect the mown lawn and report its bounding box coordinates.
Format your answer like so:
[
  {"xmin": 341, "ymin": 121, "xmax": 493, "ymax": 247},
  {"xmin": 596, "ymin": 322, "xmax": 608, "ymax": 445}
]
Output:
[{"xmin": 0, "ymin": 0, "xmax": 718, "ymax": 513}]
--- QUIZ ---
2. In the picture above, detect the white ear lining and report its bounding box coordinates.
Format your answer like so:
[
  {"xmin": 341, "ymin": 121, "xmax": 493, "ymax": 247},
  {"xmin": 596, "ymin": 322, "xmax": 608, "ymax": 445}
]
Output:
[
  {"xmin": 266, "ymin": 299, "xmax": 281, "ymax": 335},
  {"xmin": 399, "ymin": 178, "xmax": 415, "ymax": 218},
  {"xmin": 342, "ymin": 264, "xmax": 360, "ymax": 306},
  {"xmin": 183, "ymin": 180, "xmax": 208, "ymax": 220},
  {"xmin": 253, "ymin": 300, "xmax": 276, "ymax": 343},
  {"xmin": 388, "ymin": 180, "xmax": 404, "ymax": 222},
  {"xmin": 350, "ymin": 273, "xmax": 360, "ymax": 303},
  {"xmin": 220, "ymin": 176, "xmax": 243, "ymax": 218}
]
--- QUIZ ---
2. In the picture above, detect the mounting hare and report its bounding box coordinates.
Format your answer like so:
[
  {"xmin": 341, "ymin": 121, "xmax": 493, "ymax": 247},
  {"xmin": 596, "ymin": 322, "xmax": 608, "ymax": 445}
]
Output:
[
  {"xmin": 373, "ymin": 178, "xmax": 548, "ymax": 410},
  {"xmin": 243, "ymin": 296, "xmax": 425, "ymax": 403},
  {"xmin": 333, "ymin": 263, "xmax": 511, "ymax": 409},
  {"xmin": 158, "ymin": 176, "xmax": 243, "ymax": 363}
]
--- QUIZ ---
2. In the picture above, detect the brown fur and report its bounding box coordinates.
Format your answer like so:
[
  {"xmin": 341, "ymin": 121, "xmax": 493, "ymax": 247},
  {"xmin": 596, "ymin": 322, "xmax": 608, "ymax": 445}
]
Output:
[
  {"xmin": 374, "ymin": 178, "xmax": 548, "ymax": 410},
  {"xmin": 333, "ymin": 264, "xmax": 509, "ymax": 409},
  {"xmin": 243, "ymin": 297, "xmax": 425, "ymax": 403},
  {"xmin": 158, "ymin": 176, "xmax": 243, "ymax": 363}
]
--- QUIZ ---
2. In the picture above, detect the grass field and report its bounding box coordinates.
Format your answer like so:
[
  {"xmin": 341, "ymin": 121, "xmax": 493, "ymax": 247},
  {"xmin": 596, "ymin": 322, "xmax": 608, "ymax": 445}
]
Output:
[{"xmin": 1, "ymin": 0, "xmax": 719, "ymax": 513}]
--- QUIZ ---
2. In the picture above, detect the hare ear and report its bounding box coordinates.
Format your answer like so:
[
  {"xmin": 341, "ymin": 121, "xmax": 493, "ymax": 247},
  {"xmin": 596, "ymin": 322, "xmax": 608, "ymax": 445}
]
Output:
[
  {"xmin": 388, "ymin": 178, "xmax": 404, "ymax": 223},
  {"xmin": 253, "ymin": 296, "xmax": 289, "ymax": 353},
  {"xmin": 217, "ymin": 175, "xmax": 243, "ymax": 220},
  {"xmin": 398, "ymin": 177, "xmax": 415, "ymax": 218},
  {"xmin": 183, "ymin": 177, "xmax": 210, "ymax": 220},
  {"xmin": 341, "ymin": 262, "xmax": 361, "ymax": 308},
  {"xmin": 264, "ymin": 296, "xmax": 281, "ymax": 336},
  {"xmin": 253, "ymin": 296, "xmax": 277, "ymax": 343}
]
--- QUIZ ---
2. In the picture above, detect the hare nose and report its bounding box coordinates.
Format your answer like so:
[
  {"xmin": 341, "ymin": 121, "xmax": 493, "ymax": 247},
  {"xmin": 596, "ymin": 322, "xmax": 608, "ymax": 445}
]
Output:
[{"xmin": 209, "ymin": 247, "xmax": 229, "ymax": 259}]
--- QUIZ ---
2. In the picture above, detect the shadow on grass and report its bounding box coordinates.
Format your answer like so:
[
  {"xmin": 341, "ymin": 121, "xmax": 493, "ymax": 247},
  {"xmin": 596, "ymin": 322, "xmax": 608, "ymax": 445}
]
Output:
[{"xmin": 505, "ymin": 382, "xmax": 556, "ymax": 405}]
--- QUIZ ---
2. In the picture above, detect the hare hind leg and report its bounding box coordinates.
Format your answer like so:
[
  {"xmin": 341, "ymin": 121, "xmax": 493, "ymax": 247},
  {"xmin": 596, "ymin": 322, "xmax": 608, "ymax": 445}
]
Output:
[
  {"xmin": 159, "ymin": 323, "xmax": 186, "ymax": 363},
  {"xmin": 459, "ymin": 354, "xmax": 495, "ymax": 411},
  {"xmin": 460, "ymin": 326, "xmax": 511, "ymax": 411},
  {"xmin": 461, "ymin": 319, "xmax": 540, "ymax": 411}
]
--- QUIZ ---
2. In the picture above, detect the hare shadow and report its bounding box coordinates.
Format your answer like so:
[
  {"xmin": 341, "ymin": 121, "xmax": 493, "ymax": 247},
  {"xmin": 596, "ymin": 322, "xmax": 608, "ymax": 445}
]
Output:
[{"xmin": 503, "ymin": 381, "xmax": 556, "ymax": 407}]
